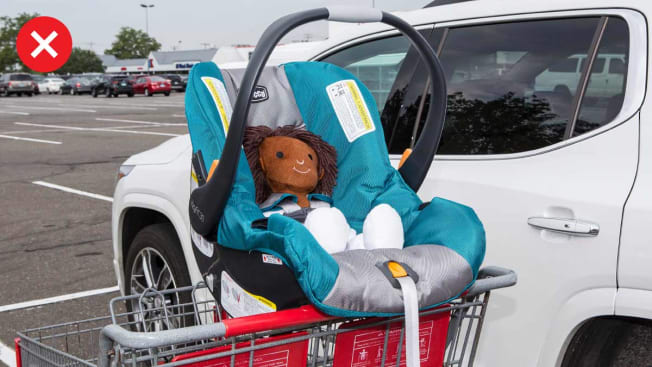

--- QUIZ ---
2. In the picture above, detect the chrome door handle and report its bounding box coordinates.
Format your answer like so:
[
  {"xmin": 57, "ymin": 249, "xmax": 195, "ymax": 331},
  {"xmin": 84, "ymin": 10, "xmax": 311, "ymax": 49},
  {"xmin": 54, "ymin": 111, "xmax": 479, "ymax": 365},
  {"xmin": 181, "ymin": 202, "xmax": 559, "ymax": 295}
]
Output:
[{"xmin": 527, "ymin": 217, "xmax": 599, "ymax": 237}]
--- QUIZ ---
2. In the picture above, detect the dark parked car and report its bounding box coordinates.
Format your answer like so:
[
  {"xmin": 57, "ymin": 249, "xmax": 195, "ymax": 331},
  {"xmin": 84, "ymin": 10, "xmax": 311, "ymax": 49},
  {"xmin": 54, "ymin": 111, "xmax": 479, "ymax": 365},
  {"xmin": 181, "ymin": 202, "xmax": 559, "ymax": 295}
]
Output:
[
  {"xmin": 92, "ymin": 75, "xmax": 134, "ymax": 97},
  {"xmin": 0, "ymin": 73, "xmax": 35, "ymax": 97},
  {"xmin": 162, "ymin": 74, "xmax": 185, "ymax": 92},
  {"xmin": 132, "ymin": 76, "xmax": 171, "ymax": 96},
  {"xmin": 60, "ymin": 77, "xmax": 92, "ymax": 95}
]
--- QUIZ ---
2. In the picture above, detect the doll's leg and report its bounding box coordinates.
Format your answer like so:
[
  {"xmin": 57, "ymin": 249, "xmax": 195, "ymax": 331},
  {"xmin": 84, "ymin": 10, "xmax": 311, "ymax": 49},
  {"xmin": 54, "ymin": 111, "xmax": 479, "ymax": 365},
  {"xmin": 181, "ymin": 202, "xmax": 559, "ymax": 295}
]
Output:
[
  {"xmin": 362, "ymin": 204, "xmax": 404, "ymax": 250},
  {"xmin": 304, "ymin": 207, "xmax": 350, "ymax": 254}
]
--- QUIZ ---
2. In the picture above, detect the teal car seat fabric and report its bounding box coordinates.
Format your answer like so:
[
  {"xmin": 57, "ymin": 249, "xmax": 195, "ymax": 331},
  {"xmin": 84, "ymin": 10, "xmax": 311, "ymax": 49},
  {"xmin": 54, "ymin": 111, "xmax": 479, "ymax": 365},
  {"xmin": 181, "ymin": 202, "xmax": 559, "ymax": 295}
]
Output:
[{"xmin": 185, "ymin": 61, "xmax": 485, "ymax": 317}]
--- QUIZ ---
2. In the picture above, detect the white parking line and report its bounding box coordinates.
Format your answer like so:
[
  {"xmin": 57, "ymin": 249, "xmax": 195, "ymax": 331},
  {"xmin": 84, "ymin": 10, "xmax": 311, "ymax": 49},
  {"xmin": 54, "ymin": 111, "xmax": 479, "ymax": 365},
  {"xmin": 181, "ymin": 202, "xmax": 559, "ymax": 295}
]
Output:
[
  {"xmin": 95, "ymin": 118, "xmax": 186, "ymax": 126},
  {"xmin": 0, "ymin": 134, "xmax": 61, "ymax": 144},
  {"xmin": 0, "ymin": 285, "xmax": 119, "ymax": 313},
  {"xmin": 14, "ymin": 122, "xmax": 182, "ymax": 137},
  {"xmin": 32, "ymin": 181, "xmax": 113, "ymax": 202},
  {"xmin": 4, "ymin": 105, "xmax": 96, "ymax": 113},
  {"xmin": 0, "ymin": 110, "xmax": 30, "ymax": 115},
  {"xmin": 0, "ymin": 341, "xmax": 15, "ymax": 367}
]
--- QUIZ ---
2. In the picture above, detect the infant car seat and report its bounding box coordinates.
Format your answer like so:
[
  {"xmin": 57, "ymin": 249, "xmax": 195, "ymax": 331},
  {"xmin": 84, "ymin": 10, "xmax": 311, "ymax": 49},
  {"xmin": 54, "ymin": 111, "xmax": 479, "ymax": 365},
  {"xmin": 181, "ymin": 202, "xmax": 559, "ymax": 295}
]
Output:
[{"xmin": 186, "ymin": 7, "xmax": 485, "ymax": 318}]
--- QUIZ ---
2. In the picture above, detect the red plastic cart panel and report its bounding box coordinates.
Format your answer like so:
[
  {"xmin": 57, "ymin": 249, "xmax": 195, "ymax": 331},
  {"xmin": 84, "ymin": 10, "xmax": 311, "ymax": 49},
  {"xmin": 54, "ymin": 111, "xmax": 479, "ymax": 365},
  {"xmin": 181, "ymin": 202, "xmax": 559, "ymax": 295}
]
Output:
[
  {"xmin": 171, "ymin": 332, "xmax": 308, "ymax": 367},
  {"xmin": 333, "ymin": 311, "xmax": 450, "ymax": 367}
]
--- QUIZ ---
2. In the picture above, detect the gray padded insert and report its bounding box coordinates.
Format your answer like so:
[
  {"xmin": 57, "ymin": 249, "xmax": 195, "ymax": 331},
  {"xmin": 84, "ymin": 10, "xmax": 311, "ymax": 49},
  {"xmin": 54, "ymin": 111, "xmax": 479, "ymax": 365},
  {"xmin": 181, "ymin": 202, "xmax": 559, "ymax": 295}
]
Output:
[
  {"xmin": 221, "ymin": 66, "xmax": 304, "ymax": 129},
  {"xmin": 323, "ymin": 245, "xmax": 473, "ymax": 314}
]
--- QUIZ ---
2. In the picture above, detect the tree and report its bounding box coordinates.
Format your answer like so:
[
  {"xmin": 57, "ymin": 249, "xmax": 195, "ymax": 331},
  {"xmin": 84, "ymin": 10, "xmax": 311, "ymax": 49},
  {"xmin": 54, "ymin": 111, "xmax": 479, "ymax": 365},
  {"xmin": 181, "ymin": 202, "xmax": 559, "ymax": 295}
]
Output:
[
  {"xmin": 104, "ymin": 27, "xmax": 161, "ymax": 59},
  {"xmin": 0, "ymin": 12, "xmax": 40, "ymax": 72},
  {"xmin": 55, "ymin": 47, "xmax": 103, "ymax": 74}
]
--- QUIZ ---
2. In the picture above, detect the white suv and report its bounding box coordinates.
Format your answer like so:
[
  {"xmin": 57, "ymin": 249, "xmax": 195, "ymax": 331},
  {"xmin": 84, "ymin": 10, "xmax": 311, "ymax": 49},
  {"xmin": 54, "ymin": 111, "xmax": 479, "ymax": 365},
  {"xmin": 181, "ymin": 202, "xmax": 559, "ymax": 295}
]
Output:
[{"xmin": 112, "ymin": 1, "xmax": 652, "ymax": 365}]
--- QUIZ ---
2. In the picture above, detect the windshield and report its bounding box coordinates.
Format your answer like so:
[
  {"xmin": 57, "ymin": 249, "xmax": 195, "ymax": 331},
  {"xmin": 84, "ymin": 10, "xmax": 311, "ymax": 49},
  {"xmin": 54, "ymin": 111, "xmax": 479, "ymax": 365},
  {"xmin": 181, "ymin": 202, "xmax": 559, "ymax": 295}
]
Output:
[{"xmin": 150, "ymin": 76, "xmax": 166, "ymax": 82}]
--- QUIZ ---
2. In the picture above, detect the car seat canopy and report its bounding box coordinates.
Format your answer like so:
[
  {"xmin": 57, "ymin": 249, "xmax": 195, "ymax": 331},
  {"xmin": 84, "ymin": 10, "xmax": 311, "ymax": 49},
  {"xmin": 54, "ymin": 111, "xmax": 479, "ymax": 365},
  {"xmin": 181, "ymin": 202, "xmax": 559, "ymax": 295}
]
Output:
[{"xmin": 185, "ymin": 60, "xmax": 485, "ymax": 317}]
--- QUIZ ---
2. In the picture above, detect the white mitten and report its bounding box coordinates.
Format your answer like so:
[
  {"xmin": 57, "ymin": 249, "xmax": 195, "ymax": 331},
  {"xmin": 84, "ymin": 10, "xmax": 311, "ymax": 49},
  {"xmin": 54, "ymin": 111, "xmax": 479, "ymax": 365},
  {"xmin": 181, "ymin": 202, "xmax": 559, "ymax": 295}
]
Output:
[
  {"xmin": 346, "ymin": 231, "xmax": 365, "ymax": 251},
  {"xmin": 304, "ymin": 207, "xmax": 350, "ymax": 254},
  {"xmin": 362, "ymin": 204, "xmax": 404, "ymax": 250}
]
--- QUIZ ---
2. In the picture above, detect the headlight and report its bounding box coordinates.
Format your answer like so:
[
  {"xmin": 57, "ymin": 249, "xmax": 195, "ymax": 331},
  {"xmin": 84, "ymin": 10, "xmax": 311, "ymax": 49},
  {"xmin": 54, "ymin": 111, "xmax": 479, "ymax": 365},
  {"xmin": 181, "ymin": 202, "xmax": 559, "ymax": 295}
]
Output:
[{"xmin": 117, "ymin": 165, "xmax": 135, "ymax": 182}]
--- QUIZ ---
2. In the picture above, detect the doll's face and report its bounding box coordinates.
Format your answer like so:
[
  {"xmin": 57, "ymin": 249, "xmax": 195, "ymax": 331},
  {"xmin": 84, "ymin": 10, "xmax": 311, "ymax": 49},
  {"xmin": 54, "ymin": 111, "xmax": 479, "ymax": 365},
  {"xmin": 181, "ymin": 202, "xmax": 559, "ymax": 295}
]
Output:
[{"xmin": 259, "ymin": 136, "xmax": 322, "ymax": 194}]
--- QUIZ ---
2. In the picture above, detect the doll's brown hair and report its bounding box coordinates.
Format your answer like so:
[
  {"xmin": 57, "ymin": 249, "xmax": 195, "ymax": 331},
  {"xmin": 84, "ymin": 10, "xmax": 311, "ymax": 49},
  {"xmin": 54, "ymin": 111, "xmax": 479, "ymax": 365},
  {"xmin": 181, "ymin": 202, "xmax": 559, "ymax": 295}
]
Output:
[{"xmin": 244, "ymin": 125, "xmax": 338, "ymax": 204}]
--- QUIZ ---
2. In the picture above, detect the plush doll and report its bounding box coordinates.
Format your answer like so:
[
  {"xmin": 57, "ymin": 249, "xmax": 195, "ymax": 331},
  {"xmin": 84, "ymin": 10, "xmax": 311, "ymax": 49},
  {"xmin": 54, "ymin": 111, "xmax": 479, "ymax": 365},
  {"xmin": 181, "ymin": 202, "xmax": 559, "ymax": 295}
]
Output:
[{"xmin": 244, "ymin": 125, "xmax": 404, "ymax": 254}]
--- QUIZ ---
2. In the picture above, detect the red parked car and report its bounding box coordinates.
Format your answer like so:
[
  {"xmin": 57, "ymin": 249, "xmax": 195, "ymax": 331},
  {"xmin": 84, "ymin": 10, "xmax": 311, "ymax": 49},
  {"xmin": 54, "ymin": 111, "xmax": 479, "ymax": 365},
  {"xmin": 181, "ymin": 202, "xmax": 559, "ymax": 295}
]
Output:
[{"xmin": 132, "ymin": 76, "xmax": 171, "ymax": 96}]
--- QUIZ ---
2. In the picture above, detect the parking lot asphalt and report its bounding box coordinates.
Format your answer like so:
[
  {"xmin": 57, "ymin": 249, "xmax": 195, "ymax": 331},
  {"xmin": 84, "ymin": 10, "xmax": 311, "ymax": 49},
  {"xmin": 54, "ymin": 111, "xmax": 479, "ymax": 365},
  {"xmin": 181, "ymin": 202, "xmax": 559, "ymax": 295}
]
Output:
[{"xmin": 0, "ymin": 92, "xmax": 188, "ymax": 366}]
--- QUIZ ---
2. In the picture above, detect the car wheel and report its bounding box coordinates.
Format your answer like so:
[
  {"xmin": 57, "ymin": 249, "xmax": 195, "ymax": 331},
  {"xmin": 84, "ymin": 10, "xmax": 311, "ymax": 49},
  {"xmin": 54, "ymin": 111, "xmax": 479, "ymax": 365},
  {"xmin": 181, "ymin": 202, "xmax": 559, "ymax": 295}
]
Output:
[
  {"xmin": 164, "ymin": 91, "xmax": 170, "ymax": 96},
  {"xmin": 144, "ymin": 88, "xmax": 151, "ymax": 97},
  {"xmin": 128, "ymin": 93, "xmax": 134, "ymax": 97},
  {"xmin": 92, "ymin": 89, "xmax": 98, "ymax": 98},
  {"xmin": 125, "ymin": 223, "xmax": 193, "ymax": 331},
  {"xmin": 16, "ymin": 93, "xmax": 22, "ymax": 97}
]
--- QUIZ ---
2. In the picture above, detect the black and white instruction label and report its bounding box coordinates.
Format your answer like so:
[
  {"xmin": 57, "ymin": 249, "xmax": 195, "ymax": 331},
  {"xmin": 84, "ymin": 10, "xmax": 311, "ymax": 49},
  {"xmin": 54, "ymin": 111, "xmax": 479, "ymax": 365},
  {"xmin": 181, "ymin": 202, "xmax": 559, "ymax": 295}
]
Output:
[{"xmin": 326, "ymin": 80, "xmax": 375, "ymax": 142}]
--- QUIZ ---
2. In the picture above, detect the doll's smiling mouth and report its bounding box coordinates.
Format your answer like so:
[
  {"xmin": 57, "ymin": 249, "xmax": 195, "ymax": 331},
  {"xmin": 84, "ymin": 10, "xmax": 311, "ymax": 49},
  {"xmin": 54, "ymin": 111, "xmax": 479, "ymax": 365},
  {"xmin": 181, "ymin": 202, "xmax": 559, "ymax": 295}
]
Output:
[{"xmin": 292, "ymin": 166, "xmax": 311, "ymax": 174}]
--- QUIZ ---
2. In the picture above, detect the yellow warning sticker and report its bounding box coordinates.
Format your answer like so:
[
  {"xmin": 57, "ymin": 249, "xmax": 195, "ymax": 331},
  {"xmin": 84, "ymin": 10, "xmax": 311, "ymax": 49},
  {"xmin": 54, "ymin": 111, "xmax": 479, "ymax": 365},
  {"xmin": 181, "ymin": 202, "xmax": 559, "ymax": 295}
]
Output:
[
  {"xmin": 201, "ymin": 77, "xmax": 232, "ymax": 135},
  {"xmin": 326, "ymin": 79, "xmax": 376, "ymax": 142}
]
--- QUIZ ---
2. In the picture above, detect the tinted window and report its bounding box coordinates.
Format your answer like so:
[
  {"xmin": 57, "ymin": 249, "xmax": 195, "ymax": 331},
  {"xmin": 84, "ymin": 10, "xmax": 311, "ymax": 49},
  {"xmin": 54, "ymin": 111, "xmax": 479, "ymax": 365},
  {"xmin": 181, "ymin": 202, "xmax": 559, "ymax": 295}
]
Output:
[
  {"xmin": 10, "ymin": 74, "xmax": 32, "ymax": 81},
  {"xmin": 548, "ymin": 58, "xmax": 579, "ymax": 73},
  {"xmin": 580, "ymin": 57, "xmax": 605, "ymax": 74},
  {"xmin": 322, "ymin": 30, "xmax": 439, "ymax": 153},
  {"xmin": 321, "ymin": 36, "xmax": 412, "ymax": 115},
  {"xmin": 575, "ymin": 18, "xmax": 629, "ymax": 136},
  {"xmin": 435, "ymin": 18, "xmax": 600, "ymax": 154}
]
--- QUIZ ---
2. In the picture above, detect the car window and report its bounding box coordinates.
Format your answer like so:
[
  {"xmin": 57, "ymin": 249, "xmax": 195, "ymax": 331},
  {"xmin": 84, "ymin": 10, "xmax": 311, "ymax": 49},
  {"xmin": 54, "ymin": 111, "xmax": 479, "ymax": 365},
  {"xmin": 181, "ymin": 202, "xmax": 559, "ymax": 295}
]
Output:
[
  {"xmin": 150, "ymin": 76, "xmax": 165, "ymax": 82},
  {"xmin": 321, "ymin": 36, "xmax": 413, "ymax": 116},
  {"xmin": 10, "ymin": 74, "xmax": 33, "ymax": 81},
  {"xmin": 411, "ymin": 17, "xmax": 601, "ymax": 155},
  {"xmin": 574, "ymin": 18, "xmax": 629, "ymax": 136},
  {"xmin": 321, "ymin": 31, "xmax": 438, "ymax": 153}
]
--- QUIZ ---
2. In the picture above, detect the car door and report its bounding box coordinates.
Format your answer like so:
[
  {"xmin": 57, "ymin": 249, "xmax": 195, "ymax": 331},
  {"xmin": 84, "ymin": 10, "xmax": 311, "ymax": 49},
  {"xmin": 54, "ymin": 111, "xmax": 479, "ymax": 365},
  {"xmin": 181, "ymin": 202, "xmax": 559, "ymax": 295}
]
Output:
[
  {"xmin": 133, "ymin": 78, "xmax": 143, "ymax": 93},
  {"xmin": 399, "ymin": 11, "xmax": 643, "ymax": 366}
]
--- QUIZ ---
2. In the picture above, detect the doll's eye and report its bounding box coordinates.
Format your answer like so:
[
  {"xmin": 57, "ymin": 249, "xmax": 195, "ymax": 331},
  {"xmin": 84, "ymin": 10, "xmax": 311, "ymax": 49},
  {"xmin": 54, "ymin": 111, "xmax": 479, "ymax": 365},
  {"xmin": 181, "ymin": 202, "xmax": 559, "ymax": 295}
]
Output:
[
  {"xmin": 308, "ymin": 153, "xmax": 313, "ymax": 160},
  {"xmin": 276, "ymin": 151, "xmax": 284, "ymax": 158}
]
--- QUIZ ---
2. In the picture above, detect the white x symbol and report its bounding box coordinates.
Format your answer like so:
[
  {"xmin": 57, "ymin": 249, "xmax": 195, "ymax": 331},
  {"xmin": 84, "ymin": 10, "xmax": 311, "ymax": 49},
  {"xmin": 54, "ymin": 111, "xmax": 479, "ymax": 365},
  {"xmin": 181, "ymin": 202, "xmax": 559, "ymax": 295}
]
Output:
[{"xmin": 30, "ymin": 30, "xmax": 58, "ymax": 58}]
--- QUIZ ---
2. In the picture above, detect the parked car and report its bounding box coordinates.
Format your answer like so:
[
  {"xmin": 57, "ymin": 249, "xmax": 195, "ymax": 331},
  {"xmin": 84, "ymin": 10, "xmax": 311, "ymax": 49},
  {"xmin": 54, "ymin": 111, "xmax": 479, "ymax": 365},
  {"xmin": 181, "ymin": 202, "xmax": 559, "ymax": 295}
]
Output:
[
  {"xmin": 60, "ymin": 77, "xmax": 92, "ymax": 95},
  {"xmin": 32, "ymin": 74, "xmax": 45, "ymax": 95},
  {"xmin": 40, "ymin": 77, "xmax": 65, "ymax": 94},
  {"xmin": 162, "ymin": 74, "xmax": 185, "ymax": 92},
  {"xmin": 112, "ymin": 1, "xmax": 652, "ymax": 365},
  {"xmin": 0, "ymin": 73, "xmax": 35, "ymax": 97},
  {"xmin": 132, "ymin": 75, "xmax": 171, "ymax": 96},
  {"xmin": 92, "ymin": 75, "xmax": 134, "ymax": 98}
]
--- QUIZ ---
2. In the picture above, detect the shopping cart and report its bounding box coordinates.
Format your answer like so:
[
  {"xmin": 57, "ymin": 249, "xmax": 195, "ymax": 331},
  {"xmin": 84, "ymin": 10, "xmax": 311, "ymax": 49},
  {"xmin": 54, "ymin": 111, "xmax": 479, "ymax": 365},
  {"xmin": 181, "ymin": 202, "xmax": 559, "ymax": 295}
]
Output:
[{"xmin": 15, "ymin": 266, "xmax": 515, "ymax": 367}]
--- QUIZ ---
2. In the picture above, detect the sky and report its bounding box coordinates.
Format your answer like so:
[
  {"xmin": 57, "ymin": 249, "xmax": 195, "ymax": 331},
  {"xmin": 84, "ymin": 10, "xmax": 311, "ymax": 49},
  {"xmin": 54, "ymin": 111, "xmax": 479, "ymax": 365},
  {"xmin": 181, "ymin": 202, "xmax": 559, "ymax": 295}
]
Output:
[{"xmin": 2, "ymin": 0, "xmax": 431, "ymax": 54}]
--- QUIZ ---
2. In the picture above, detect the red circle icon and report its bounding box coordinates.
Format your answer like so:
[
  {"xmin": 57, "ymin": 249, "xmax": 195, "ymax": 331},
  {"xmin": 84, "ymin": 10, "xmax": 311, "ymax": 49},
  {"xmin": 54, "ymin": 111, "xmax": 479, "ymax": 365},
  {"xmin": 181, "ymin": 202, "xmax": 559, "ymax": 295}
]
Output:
[{"xmin": 16, "ymin": 16, "xmax": 72, "ymax": 73}]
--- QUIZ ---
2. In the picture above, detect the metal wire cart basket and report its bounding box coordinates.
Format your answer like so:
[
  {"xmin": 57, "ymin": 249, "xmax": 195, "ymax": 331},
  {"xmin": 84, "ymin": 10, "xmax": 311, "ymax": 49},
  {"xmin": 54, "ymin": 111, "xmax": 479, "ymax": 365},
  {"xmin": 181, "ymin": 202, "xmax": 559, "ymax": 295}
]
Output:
[{"xmin": 15, "ymin": 267, "xmax": 515, "ymax": 367}]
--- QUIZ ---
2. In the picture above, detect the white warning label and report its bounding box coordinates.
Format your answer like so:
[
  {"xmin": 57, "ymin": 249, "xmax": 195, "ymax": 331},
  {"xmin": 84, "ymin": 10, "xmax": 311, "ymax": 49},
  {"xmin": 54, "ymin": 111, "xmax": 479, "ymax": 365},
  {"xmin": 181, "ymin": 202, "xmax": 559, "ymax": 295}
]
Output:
[
  {"xmin": 326, "ymin": 80, "xmax": 375, "ymax": 142},
  {"xmin": 201, "ymin": 76, "xmax": 232, "ymax": 135},
  {"xmin": 221, "ymin": 271, "xmax": 276, "ymax": 318}
]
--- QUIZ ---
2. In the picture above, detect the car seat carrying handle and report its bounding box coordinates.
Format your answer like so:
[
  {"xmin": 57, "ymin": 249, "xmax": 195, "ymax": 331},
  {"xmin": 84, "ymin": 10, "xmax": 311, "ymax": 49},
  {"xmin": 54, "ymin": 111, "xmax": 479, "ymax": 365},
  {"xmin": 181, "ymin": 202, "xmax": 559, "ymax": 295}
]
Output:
[{"xmin": 189, "ymin": 7, "xmax": 447, "ymax": 236}]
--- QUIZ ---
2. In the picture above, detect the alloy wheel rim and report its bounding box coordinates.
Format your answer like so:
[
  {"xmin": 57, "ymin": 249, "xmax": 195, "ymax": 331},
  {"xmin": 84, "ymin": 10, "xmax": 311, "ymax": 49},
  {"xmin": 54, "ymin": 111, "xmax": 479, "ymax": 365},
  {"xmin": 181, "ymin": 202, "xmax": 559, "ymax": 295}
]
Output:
[{"xmin": 129, "ymin": 247, "xmax": 181, "ymax": 332}]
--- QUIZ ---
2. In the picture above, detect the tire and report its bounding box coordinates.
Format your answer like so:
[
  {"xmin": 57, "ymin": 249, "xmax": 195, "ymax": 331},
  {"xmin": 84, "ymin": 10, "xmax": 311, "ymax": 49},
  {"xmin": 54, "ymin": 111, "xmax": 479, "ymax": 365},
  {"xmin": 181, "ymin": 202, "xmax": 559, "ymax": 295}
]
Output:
[
  {"xmin": 113, "ymin": 93, "xmax": 119, "ymax": 98},
  {"xmin": 124, "ymin": 223, "xmax": 193, "ymax": 331},
  {"xmin": 164, "ymin": 91, "xmax": 170, "ymax": 96},
  {"xmin": 562, "ymin": 318, "xmax": 652, "ymax": 367},
  {"xmin": 144, "ymin": 88, "xmax": 151, "ymax": 97},
  {"xmin": 128, "ymin": 93, "xmax": 134, "ymax": 97},
  {"xmin": 17, "ymin": 93, "xmax": 22, "ymax": 97},
  {"xmin": 26, "ymin": 93, "xmax": 32, "ymax": 97},
  {"xmin": 92, "ymin": 89, "xmax": 98, "ymax": 98}
]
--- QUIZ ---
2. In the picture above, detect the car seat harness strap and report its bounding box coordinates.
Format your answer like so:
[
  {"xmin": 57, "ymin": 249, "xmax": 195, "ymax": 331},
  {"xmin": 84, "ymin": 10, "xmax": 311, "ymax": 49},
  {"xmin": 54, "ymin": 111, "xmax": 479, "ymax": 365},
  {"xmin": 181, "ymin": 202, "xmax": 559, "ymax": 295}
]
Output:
[{"xmin": 388, "ymin": 261, "xmax": 421, "ymax": 367}]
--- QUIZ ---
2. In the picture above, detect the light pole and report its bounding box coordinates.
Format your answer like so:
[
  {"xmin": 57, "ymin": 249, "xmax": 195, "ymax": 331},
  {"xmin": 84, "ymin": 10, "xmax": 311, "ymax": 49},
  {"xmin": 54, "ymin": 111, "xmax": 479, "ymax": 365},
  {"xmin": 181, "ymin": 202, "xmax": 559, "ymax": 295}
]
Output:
[{"xmin": 140, "ymin": 3, "xmax": 154, "ymax": 35}]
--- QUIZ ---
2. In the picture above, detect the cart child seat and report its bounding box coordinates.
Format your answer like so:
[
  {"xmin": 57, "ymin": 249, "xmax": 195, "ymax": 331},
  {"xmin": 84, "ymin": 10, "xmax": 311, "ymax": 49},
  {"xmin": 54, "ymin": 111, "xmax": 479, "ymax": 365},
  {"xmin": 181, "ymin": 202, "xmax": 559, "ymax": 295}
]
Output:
[{"xmin": 185, "ymin": 7, "xmax": 485, "ymax": 318}]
